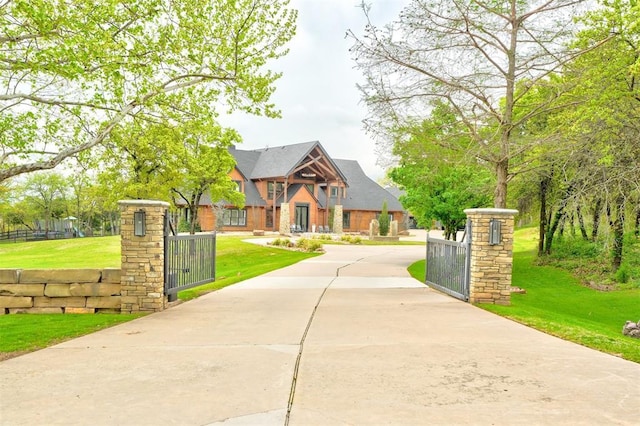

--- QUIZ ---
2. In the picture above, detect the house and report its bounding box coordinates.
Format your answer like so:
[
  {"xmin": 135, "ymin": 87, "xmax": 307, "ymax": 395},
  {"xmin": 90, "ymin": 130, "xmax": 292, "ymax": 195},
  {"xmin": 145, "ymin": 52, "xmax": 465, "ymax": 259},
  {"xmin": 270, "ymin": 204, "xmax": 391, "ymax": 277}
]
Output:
[{"xmin": 180, "ymin": 141, "xmax": 405, "ymax": 233}]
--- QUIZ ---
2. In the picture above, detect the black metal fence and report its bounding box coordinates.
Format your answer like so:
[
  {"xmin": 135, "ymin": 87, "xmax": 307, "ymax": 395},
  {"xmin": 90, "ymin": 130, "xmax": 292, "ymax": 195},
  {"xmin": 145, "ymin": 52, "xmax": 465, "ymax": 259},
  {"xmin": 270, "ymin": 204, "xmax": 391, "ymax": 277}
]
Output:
[
  {"xmin": 0, "ymin": 229, "xmax": 68, "ymax": 242},
  {"xmin": 425, "ymin": 221, "xmax": 471, "ymax": 301},
  {"xmin": 164, "ymin": 215, "xmax": 216, "ymax": 302}
]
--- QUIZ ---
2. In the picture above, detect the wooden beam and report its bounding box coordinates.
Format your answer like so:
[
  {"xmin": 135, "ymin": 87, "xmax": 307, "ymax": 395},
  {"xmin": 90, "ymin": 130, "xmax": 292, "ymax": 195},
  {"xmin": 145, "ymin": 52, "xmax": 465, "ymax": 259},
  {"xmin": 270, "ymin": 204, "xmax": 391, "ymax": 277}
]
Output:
[{"xmin": 291, "ymin": 155, "xmax": 323, "ymax": 174}]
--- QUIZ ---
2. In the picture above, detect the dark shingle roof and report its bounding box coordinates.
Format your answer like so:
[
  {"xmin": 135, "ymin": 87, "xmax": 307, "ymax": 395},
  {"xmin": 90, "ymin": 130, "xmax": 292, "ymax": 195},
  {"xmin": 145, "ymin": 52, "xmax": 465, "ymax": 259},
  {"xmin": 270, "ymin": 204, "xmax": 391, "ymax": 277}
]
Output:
[
  {"xmin": 250, "ymin": 141, "xmax": 318, "ymax": 179},
  {"xmin": 229, "ymin": 147, "xmax": 266, "ymax": 206},
  {"xmin": 183, "ymin": 143, "xmax": 403, "ymax": 211},
  {"xmin": 317, "ymin": 159, "xmax": 404, "ymax": 212}
]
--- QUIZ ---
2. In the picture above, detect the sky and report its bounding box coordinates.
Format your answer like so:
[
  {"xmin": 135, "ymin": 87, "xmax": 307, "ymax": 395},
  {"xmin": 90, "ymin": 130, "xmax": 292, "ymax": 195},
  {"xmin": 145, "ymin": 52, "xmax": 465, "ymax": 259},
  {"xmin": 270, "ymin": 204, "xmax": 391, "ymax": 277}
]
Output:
[{"xmin": 221, "ymin": 0, "xmax": 410, "ymax": 181}]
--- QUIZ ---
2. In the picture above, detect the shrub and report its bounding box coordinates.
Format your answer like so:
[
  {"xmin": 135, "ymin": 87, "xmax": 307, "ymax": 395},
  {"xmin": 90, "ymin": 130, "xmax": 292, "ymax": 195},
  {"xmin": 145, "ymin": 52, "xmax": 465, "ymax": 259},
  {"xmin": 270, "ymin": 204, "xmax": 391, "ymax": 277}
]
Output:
[
  {"xmin": 379, "ymin": 201, "xmax": 390, "ymax": 236},
  {"xmin": 270, "ymin": 238, "xmax": 293, "ymax": 247},
  {"xmin": 313, "ymin": 234, "xmax": 333, "ymax": 241},
  {"xmin": 178, "ymin": 219, "xmax": 201, "ymax": 233},
  {"xmin": 340, "ymin": 235, "xmax": 362, "ymax": 244},
  {"xmin": 296, "ymin": 238, "xmax": 323, "ymax": 252},
  {"xmin": 615, "ymin": 264, "xmax": 630, "ymax": 284}
]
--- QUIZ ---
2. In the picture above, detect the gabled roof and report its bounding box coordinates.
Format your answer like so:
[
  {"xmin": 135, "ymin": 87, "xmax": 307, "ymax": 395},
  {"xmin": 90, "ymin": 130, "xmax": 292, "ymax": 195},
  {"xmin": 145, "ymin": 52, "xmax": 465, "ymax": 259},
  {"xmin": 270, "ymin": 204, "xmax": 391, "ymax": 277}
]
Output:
[
  {"xmin": 229, "ymin": 147, "xmax": 261, "ymax": 181},
  {"xmin": 275, "ymin": 183, "xmax": 318, "ymax": 204},
  {"xmin": 249, "ymin": 141, "xmax": 347, "ymax": 183},
  {"xmin": 317, "ymin": 159, "xmax": 404, "ymax": 212}
]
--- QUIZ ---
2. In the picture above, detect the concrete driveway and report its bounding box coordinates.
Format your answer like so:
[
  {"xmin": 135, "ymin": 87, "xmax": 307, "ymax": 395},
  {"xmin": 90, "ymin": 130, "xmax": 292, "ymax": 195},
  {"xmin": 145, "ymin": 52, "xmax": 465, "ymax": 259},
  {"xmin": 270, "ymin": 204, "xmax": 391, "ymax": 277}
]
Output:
[{"xmin": 1, "ymin": 243, "xmax": 638, "ymax": 425}]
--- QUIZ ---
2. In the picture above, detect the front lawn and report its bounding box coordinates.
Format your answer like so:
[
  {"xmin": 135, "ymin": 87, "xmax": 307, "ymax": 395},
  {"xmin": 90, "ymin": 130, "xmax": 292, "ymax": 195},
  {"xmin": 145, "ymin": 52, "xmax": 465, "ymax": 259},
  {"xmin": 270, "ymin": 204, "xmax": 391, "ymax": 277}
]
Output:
[
  {"xmin": 409, "ymin": 228, "xmax": 640, "ymax": 363},
  {"xmin": 0, "ymin": 235, "xmax": 319, "ymax": 358}
]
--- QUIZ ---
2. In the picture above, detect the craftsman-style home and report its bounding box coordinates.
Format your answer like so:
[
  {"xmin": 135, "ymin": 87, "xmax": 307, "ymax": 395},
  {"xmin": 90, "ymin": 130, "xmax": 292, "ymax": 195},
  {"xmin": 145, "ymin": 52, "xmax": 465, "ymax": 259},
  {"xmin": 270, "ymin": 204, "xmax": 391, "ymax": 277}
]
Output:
[{"xmin": 182, "ymin": 141, "xmax": 405, "ymax": 233}]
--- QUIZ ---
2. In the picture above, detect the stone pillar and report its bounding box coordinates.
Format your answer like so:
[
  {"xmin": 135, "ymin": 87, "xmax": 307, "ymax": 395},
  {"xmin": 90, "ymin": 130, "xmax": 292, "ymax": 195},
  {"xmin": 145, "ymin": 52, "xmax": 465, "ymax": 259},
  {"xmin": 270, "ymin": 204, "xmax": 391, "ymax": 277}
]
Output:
[
  {"xmin": 279, "ymin": 203, "xmax": 290, "ymax": 235},
  {"xmin": 333, "ymin": 204, "xmax": 343, "ymax": 234},
  {"xmin": 464, "ymin": 208, "xmax": 518, "ymax": 306},
  {"xmin": 369, "ymin": 219, "xmax": 379, "ymax": 240},
  {"xmin": 119, "ymin": 200, "xmax": 169, "ymax": 313},
  {"xmin": 390, "ymin": 220, "xmax": 398, "ymax": 237}
]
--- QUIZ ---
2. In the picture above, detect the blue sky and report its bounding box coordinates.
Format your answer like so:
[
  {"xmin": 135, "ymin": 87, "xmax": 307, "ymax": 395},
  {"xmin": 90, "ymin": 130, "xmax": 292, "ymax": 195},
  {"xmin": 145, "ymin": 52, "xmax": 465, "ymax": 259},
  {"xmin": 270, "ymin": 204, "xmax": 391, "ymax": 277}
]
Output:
[{"xmin": 222, "ymin": 0, "xmax": 409, "ymax": 181}]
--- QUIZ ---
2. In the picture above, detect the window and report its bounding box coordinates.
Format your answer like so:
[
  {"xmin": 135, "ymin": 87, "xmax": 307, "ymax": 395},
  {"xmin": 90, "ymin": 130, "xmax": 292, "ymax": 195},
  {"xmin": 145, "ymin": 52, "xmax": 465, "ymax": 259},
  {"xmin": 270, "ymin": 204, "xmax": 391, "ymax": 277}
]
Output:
[
  {"xmin": 376, "ymin": 212, "xmax": 394, "ymax": 222},
  {"xmin": 267, "ymin": 182, "xmax": 284, "ymax": 199},
  {"xmin": 305, "ymin": 183, "xmax": 314, "ymax": 196},
  {"xmin": 266, "ymin": 210, "xmax": 273, "ymax": 228},
  {"xmin": 223, "ymin": 209, "xmax": 246, "ymax": 226},
  {"xmin": 233, "ymin": 180, "xmax": 242, "ymax": 192},
  {"xmin": 330, "ymin": 186, "xmax": 338, "ymax": 198},
  {"xmin": 343, "ymin": 212, "xmax": 351, "ymax": 229}
]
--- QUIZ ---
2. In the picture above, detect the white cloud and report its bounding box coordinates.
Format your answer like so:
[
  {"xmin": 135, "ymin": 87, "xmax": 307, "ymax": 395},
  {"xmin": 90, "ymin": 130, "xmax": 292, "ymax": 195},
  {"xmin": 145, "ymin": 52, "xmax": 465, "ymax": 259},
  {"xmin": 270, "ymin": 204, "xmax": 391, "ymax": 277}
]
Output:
[{"xmin": 220, "ymin": 0, "xmax": 409, "ymax": 181}]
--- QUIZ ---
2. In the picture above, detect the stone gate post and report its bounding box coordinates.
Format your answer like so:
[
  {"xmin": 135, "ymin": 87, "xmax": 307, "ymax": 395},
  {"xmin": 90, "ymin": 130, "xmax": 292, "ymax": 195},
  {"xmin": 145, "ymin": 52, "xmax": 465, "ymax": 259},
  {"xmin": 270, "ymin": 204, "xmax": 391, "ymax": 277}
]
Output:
[
  {"xmin": 119, "ymin": 200, "xmax": 169, "ymax": 313},
  {"xmin": 464, "ymin": 208, "xmax": 518, "ymax": 305}
]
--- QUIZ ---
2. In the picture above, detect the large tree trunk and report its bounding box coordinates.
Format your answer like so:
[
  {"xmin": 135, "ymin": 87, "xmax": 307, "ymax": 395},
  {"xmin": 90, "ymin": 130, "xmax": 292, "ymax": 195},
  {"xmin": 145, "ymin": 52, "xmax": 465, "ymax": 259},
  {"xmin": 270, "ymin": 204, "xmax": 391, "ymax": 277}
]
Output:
[
  {"xmin": 544, "ymin": 183, "xmax": 573, "ymax": 255},
  {"xmin": 538, "ymin": 174, "xmax": 552, "ymax": 256},
  {"xmin": 611, "ymin": 194, "xmax": 625, "ymax": 272},
  {"xmin": 494, "ymin": 159, "xmax": 509, "ymax": 209},
  {"xmin": 576, "ymin": 205, "xmax": 589, "ymax": 240},
  {"xmin": 591, "ymin": 198, "xmax": 602, "ymax": 241}
]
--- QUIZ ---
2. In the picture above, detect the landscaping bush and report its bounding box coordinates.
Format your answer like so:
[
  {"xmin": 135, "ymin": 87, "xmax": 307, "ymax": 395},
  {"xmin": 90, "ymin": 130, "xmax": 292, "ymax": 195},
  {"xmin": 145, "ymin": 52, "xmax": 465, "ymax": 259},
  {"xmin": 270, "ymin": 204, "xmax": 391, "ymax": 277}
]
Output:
[
  {"xmin": 178, "ymin": 219, "xmax": 200, "ymax": 233},
  {"xmin": 296, "ymin": 238, "xmax": 323, "ymax": 252},
  {"xmin": 340, "ymin": 235, "xmax": 362, "ymax": 244},
  {"xmin": 269, "ymin": 238, "xmax": 294, "ymax": 248},
  {"xmin": 313, "ymin": 234, "xmax": 334, "ymax": 241},
  {"xmin": 379, "ymin": 201, "xmax": 390, "ymax": 236}
]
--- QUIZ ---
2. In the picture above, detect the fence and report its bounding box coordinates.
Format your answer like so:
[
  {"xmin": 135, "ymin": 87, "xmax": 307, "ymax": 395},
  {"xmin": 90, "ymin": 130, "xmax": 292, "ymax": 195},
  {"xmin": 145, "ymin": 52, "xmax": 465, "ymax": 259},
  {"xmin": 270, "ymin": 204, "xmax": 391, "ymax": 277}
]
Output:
[
  {"xmin": 425, "ymin": 222, "xmax": 471, "ymax": 301},
  {"xmin": 164, "ymin": 214, "xmax": 216, "ymax": 302}
]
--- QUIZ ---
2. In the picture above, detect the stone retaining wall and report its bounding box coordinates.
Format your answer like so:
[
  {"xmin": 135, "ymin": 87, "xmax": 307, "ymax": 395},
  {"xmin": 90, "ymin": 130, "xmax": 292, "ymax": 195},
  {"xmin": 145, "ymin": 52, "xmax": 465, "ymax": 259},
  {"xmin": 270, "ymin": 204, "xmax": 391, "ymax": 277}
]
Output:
[{"xmin": 0, "ymin": 269, "xmax": 121, "ymax": 314}]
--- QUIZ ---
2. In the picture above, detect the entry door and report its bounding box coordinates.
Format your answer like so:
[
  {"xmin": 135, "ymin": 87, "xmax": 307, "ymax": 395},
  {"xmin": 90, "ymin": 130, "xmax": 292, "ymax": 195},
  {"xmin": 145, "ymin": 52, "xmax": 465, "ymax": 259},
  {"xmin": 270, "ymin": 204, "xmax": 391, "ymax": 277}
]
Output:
[{"xmin": 295, "ymin": 204, "xmax": 309, "ymax": 232}]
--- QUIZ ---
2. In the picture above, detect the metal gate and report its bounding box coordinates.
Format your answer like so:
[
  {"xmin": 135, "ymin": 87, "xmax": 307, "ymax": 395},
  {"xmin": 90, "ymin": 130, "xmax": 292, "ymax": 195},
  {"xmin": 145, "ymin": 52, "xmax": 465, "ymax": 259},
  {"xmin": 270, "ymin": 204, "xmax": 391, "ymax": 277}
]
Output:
[
  {"xmin": 164, "ymin": 213, "xmax": 216, "ymax": 302},
  {"xmin": 425, "ymin": 220, "xmax": 471, "ymax": 301}
]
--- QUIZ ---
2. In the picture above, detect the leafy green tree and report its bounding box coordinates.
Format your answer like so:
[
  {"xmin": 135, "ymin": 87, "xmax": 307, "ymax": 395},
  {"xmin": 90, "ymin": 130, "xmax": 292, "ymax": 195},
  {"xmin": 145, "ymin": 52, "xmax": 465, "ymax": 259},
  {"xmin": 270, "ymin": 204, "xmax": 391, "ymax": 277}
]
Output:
[
  {"xmin": 22, "ymin": 172, "xmax": 68, "ymax": 237},
  {"xmin": 392, "ymin": 165, "xmax": 492, "ymax": 240},
  {"xmin": 378, "ymin": 201, "xmax": 390, "ymax": 236},
  {"xmin": 170, "ymin": 120, "xmax": 245, "ymax": 234},
  {"xmin": 350, "ymin": 0, "xmax": 589, "ymax": 208},
  {"xmin": 541, "ymin": 0, "xmax": 640, "ymax": 270},
  {"xmin": 0, "ymin": 0, "xmax": 297, "ymax": 182}
]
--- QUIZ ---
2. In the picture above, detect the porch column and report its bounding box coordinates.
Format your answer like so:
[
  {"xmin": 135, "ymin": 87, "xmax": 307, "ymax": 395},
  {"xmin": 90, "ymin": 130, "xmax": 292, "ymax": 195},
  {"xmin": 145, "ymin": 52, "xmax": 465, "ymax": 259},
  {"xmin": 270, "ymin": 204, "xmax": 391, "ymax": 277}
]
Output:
[
  {"xmin": 464, "ymin": 208, "xmax": 518, "ymax": 305},
  {"xmin": 333, "ymin": 204, "xmax": 343, "ymax": 234},
  {"xmin": 279, "ymin": 203, "xmax": 290, "ymax": 235},
  {"xmin": 119, "ymin": 200, "xmax": 169, "ymax": 313}
]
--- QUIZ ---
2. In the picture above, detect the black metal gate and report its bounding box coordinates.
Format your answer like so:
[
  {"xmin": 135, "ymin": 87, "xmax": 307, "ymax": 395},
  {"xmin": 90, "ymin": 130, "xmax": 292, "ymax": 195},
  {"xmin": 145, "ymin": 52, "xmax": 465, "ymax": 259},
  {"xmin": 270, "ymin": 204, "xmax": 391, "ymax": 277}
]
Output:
[
  {"xmin": 164, "ymin": 213, "xmax": 216, "ymax": 302},
  {"xmin": 425, "ymin": 220, "xmax": 471, "ymax": 301}
]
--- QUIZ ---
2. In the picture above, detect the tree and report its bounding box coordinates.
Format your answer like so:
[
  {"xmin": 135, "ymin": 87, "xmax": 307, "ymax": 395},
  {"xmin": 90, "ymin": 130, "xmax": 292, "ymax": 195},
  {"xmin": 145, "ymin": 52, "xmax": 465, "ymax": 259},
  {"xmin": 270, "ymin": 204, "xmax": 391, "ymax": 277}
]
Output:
[
  {"xmin": 541, "ymin": 0, "xmax": 640, "ymax": 270},
  {"xmin": 0, "ymin": 0, "xmax": 297, "ymax": 183},
  {"xmin": 379, "ymin": 201, "xmax": 390, "ymax": 236},
  {"xmin": 169, "ymin": 120, "xmax": 245, "ymax": 234},
  {"xmin": 349, "ymin": 0, "xmax": 592, "ymax": 208},
  {"xmin": 392, "ymin": 164, "xmax": 492, "ymax": 240},
  {"xmin": 22, "ymin": 172, "xmax": 68, "ymax": 236}
]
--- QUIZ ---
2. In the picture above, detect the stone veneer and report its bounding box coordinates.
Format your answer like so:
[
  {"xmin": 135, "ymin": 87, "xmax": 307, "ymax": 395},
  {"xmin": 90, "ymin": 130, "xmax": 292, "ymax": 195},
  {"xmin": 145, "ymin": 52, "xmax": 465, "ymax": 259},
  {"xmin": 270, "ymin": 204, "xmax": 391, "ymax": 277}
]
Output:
[
  {"xmin": 464, "ymin": 208, "xmax": 518, "ymax": 305},
  {"xmin": 0, "ymin": 269, "xmax": 121, "ymax": 314},
  {"xmin": 279, "ymin": 203, "xmax": 290, "ymax": 235},
  {"xmin": 333, "ymin": 204, "xmax": 343, "ymax": 234},
  {"xmin": 119, "ymin": 200, "xmax": 169, "ymax": 313}
]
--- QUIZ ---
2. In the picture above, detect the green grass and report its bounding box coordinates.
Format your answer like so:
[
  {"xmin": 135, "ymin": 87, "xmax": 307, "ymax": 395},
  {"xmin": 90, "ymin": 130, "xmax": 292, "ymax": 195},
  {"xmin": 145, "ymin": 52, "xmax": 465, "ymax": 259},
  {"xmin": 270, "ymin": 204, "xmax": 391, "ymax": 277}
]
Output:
[
  {"xmin": 0, "ymin": 314, "xmax": 143, "ymax": 359},
  {"xmin": 0, "ymin": 236, "xmax": 121, "ymax": 268},
  {"xmin": 408, "ymin": 227, "xmax": 640, "ymax": 363},
  {"xmin": 177, "ymin": 236, "xmax": 320, "ymax": 300},
  {"xmin": 0, "ymin": 235, "xmax": 319, "ymax": 357}
]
